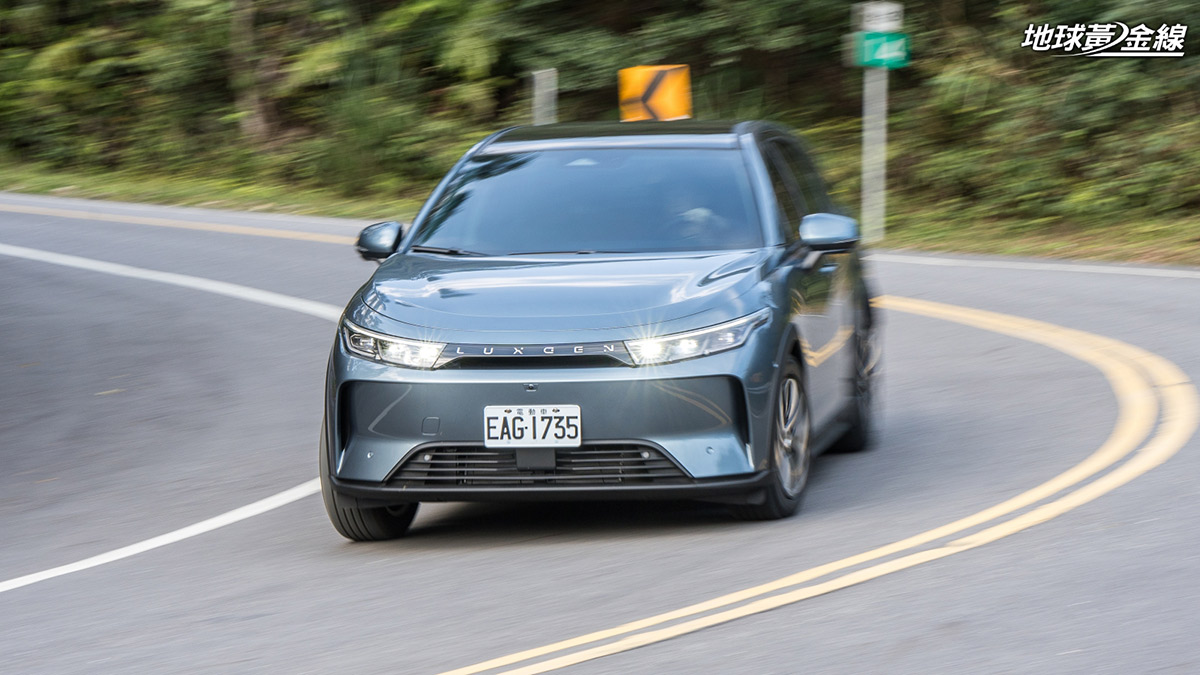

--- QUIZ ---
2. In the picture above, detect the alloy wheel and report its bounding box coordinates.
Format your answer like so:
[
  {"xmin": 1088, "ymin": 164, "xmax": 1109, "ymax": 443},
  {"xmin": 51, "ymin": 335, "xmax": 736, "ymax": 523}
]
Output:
[{"xmin": 774, "ymin": 375, "xmax": 811, "ymax": 498}]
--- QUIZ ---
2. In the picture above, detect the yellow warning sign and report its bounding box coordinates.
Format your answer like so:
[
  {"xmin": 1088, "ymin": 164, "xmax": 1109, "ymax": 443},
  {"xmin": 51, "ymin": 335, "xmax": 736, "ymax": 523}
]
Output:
[{"xmin": 619, "ymin": 65, "xmax": 692, "ymax": 122}]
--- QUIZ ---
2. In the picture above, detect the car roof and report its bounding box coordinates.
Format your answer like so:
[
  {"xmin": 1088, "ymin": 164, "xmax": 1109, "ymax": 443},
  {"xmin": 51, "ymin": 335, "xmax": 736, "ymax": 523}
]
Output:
[{"xmin": 480, "ymin": 121, "xmax": 768, "ymax": 154}]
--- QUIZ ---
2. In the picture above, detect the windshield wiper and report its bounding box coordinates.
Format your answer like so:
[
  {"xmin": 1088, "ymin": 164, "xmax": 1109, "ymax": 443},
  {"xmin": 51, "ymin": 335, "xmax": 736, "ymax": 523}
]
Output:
[{"xmin": 409, "ymin": 245, "xmax": 486, "ymax": 256}]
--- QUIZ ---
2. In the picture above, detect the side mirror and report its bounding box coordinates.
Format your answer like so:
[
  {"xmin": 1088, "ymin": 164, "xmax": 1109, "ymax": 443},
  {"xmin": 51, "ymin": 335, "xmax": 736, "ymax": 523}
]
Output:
[
  {"xmin": 799, "ymin": 213, "xmax": 860, "ymax": 252},
  {"xmin": 356, "ymin": 221, "xmax": 406, "ymax": 262}
]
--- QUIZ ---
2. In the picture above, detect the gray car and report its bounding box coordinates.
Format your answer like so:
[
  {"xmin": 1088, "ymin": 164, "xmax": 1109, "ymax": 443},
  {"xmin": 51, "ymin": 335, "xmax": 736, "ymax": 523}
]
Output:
[{"xmin": 320, "ymin": 121, "xmax": 878, "ymax": 540}]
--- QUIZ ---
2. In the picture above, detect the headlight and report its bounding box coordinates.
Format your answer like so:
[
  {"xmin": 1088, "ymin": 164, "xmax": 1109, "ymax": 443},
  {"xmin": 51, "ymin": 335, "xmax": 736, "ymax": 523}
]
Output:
[
  {"xmin": 625, "ymin": 309, "xmax": 770, "ymax": 365},
  {"xmin": 342, "ymin": 320, "xmax": 444, "ymax": 369}
]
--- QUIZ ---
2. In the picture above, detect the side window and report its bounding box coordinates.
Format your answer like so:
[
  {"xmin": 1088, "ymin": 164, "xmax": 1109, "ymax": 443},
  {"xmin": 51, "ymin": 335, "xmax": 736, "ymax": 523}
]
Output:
[
  {"xmin": 762, "ymin": 144, "xmax": 805, "ymax": 244},
  {"xmin": 776, "ymin": 140, "xmax": 831, "ymax": 214}
]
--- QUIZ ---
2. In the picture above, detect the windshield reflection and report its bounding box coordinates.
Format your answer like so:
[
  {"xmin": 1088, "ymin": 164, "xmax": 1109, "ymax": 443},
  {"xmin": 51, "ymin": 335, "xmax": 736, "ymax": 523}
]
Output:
[{"xmin": 410, "ymin": 148, "xmax": 762, "ymax": 255}]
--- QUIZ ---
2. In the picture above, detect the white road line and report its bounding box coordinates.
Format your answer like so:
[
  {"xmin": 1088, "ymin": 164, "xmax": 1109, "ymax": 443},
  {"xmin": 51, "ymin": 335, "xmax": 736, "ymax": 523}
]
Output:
[
  {"xmin": 0, "ymin": 480, "xmax": 320, "ymax": 594},
  {"xmin": 868, "ymin": 252, "xmax": 1200, "ymax": 280},
  {"xmin": 0, "ymin": 242, "xmax": 339, "ymax": 595},
  {"xmin": 0, "ymin": 243, "xmax": 342, "ymax": 322}
]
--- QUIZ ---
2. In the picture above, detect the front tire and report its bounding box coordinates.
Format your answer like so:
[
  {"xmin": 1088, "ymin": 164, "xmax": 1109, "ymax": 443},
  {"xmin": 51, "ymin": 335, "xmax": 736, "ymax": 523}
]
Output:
[
  {"xmin": 732, "ymin": 356, "xmax": 811, "ymax": 521},
  {"xmin": 320, "ymin": 420, "xmax": 418, "ymax": 541}
]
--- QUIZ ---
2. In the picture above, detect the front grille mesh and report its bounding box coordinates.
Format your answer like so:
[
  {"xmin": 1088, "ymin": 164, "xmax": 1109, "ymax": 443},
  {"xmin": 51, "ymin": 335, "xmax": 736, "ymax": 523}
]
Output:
[{"xmin": 389, "ymin": 444, "xmax": 690, "ymax": 486}]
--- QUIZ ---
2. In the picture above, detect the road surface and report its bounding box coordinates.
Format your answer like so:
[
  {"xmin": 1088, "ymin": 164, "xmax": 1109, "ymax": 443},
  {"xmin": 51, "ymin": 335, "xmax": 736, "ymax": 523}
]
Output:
[{"xmin": 0, "ymin": 192, "xmax": 1197, "ymax": 674}]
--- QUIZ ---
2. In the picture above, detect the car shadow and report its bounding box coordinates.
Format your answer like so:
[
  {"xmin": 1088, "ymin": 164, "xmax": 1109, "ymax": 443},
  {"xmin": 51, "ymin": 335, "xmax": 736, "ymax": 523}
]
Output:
[{"xmin": 401, "ymin": 499, "xmax": 740, "ymax": 548}]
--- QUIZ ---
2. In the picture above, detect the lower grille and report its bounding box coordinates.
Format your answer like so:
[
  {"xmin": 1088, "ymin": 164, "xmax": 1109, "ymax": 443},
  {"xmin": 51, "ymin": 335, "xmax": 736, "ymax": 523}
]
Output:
[{"xmin": 389, "ymin": 443, "xmax": 691, "ymax": 486}]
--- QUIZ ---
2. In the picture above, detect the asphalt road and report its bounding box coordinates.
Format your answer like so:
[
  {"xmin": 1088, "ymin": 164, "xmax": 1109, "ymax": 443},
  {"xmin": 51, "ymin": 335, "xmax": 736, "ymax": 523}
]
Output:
[{"xmin": 1, "ymin": 192, "xmax": 1197, "ymax": 674}]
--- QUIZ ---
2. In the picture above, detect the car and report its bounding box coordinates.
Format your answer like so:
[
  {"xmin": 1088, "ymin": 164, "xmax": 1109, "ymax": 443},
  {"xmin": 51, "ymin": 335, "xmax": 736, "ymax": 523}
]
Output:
[{"xmin": 319, "ymin": 121, "xmax": 878, "ymax": 541}]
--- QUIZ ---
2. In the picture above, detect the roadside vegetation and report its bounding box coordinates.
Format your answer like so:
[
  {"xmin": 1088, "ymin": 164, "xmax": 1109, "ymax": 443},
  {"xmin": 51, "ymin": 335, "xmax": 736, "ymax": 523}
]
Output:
[{"xmin": 1, "ymin": 1, "xmax": 1197, "ymax": 264}]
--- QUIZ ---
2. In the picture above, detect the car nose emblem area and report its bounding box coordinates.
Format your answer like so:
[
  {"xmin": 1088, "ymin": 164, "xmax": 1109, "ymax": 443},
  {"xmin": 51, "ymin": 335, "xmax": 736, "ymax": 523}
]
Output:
[{"xmin": 524, "ymin": 383, "xmax": 538, "ymax": 392}]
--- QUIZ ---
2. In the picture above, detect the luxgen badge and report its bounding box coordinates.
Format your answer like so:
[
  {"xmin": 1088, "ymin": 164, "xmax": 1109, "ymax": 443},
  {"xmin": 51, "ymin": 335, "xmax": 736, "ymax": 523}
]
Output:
[{"xmin": 1021, "ymin": 22, "xmax": 1186, "ymax": 57}]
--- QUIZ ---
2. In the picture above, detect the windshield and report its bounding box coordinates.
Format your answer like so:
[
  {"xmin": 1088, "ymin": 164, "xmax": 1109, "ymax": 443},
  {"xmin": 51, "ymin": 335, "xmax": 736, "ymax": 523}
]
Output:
[{"xmin": 410, "ymin": 148, "xmax": 762, "ymax": 255}]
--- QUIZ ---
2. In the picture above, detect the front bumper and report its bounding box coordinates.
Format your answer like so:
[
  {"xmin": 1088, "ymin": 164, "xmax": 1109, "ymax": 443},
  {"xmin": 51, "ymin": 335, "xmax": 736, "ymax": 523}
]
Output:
[{"xmin": 323, "ymin": 318, "xmax": 782, "ymax": 503}]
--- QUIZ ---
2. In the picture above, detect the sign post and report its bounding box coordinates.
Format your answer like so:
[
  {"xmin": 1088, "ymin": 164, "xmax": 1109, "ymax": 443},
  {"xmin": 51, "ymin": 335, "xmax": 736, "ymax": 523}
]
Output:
[
  {"xmin": 849, "ymin": 3, "xmax": 908, "ymax": 244},
  {"xmin": 861, "ymin": 64, "xmax": 888, "ymax": 246},
  {"xmin": 532, "ymin": 68, "xmax": 557, "ymax": 125}
]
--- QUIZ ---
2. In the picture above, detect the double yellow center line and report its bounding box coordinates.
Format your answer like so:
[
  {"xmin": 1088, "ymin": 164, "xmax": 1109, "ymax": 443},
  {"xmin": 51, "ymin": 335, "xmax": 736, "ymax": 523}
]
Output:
[{"xmin": 438, "ymin": 295, "xmax": 1197, "ymax": 675}]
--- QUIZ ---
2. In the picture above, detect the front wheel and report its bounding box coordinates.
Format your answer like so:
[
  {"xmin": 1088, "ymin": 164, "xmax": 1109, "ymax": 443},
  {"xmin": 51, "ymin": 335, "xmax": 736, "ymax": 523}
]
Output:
[
  {"xmin": 731, "ymin": 356, "xmax": 811, "ymax": 521},
  {"xmin": 320, "ymin": 420, "xmax": 418, "ymax": 541}
]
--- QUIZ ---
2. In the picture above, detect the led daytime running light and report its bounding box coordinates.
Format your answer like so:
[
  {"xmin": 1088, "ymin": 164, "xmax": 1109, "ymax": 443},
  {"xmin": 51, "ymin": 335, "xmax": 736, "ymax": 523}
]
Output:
[
  {"xmin": 342, "ymin": 321, "xmax": 445, "ymax": 369},
  {"xmin": 625, "ymin": 310, "xmax": 769, "ymax": 365}
]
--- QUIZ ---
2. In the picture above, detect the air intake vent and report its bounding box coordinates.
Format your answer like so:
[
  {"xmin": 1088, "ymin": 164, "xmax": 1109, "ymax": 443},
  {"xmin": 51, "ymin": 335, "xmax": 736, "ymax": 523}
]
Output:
[{"xmin": 389, "ymin": 443, "xmax": 690, "ymax": 486}]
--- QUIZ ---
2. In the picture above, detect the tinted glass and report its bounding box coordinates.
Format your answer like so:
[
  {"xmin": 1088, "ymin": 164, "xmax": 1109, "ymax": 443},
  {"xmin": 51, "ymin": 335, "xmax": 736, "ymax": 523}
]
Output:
[
  {"xmin": 763, "ymin": 147, "xmax": 803, "ymax": 243},
  {"xmin": 411, "ymin": 148, "xmax": 762, "ymax": 254},
  {"xmin": 775, "ymin": 140, "xmax": 829, "ymax": 214}
]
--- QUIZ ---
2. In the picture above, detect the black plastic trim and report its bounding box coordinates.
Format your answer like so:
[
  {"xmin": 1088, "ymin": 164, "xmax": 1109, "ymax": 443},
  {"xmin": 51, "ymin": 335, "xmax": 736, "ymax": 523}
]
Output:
[{"xmin": 330, "ymin": 470, "xmax": 771, "ymax": 505}]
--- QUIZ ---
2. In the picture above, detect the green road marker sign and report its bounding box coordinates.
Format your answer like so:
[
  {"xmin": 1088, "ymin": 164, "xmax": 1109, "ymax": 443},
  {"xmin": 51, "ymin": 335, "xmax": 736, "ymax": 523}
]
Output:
[{"xmin": 855, "ymin": 32, "xmax": 910, "ymax": 69}]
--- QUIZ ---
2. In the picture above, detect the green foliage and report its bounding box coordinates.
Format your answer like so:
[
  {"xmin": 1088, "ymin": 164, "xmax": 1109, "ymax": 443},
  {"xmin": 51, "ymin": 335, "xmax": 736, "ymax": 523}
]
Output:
[
  {"xmin": 885, "ymin": 3, "xmax": 1200, "ymax": 234},
  {"xmin": 0, "ymin": 0, "xmax": 1197, "ymax": 237}
]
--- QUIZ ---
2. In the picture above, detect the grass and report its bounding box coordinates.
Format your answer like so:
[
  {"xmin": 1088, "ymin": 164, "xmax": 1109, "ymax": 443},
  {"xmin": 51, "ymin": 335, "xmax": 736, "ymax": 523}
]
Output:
[
  {"xmin": 2, "ymin": 161, "xmax": 1198, "ymax": 267},
  {"xmin": 0, "ymin": 161, "xmax": 422, "ymax": 221},
  {"xmin": 884, "ymin": 207, "xmax": 1200, "ymax": 267}
]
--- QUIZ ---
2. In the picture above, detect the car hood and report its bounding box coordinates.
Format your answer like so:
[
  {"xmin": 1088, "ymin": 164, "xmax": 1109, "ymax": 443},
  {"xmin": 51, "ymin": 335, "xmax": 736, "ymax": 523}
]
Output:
[{"xmin": 359, "ymin": 249, "xmax": 769, "ymax": 335}]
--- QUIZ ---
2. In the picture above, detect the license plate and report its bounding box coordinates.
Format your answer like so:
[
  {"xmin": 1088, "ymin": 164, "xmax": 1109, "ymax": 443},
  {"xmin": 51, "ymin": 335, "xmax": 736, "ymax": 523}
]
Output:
[{"xmin": 484, "ymin": 405, "xmax": 581, "ymax": 448}]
